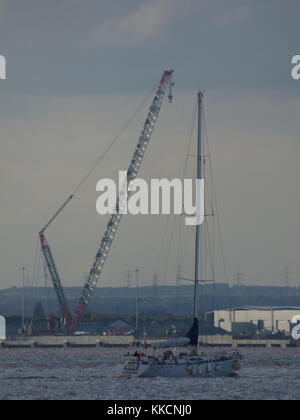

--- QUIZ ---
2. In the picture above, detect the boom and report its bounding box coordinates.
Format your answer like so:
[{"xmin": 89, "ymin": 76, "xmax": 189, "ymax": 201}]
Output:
[
  {"xmin": 71, "ymin": 70, "xmax": 174, "ymax": 330},
  {"xmin": 39, "ymin": 232, "xmax": 72, "ymax": 328},
  {"xmin": 39, "ymin": 194, "xmax": 74, "ymax": 329}
]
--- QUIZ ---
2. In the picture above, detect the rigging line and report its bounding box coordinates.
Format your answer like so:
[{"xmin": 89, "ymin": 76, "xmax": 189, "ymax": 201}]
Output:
[
  {"xmin": 176, "ymin": 216, "xmax": 182, "ymax": 268},
  {"xmin": 177, "ymin": 226, "xmax": 195, "ymax": 281},
  {"xmin": 154, "ymin": 216, "xmax": 176, "ymax": 284},
  {"xmin": 203, "ymin": 143, "xmax": 217, "ymax": 311},
  {"xmin": 154, "ymin": 214, "xmax": 172, "ymax": 275},
  {"xmin": 157, "ymin": 216, "xmax": 174, "ymax": 281},
  {"xmin": 203, "ymin": 219, "xmax": 216, "ymax": 311},
  {"xmin": 154, "ymin": 98, "xmax": 197, "ymax": 278},
  {"xmin": 205, "ymin": 165, "xmax": 215, "ymax": 219},
  {"xmin": 180, "ymin": 98, "xmax": 197, "ymax": 180},
  {"xmin": 161, "ymin": 167, "xmax": 195, "ymax": 283},
  {"xmin": 202, "ymin": 138, "xmax": 216, "ymax": 312},
  {"xmin": 162, "ymin": 215, "xmax": 177, "ymax": 285},
  {"xmin": 177, "ymin": 99, "xmax": 197, "ymax": 268},
  {"xmin": 203, "ymin": 109, "xmax": 231, "ymax": 308},
  {"xmin": 155, "ymin": 101, "xmax": 197, "ymax": 275}
]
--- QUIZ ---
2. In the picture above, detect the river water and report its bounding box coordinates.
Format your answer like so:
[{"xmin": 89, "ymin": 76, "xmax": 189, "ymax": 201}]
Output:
[{"xmin": 0, "ymin": 347, "xmax": 299, "ymax": 400}]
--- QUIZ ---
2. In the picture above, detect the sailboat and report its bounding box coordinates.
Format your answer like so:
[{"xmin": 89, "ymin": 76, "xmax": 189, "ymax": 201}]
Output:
[{"xmin": 121, "ymin": 91, "xmax": 242, "ymax": 378}]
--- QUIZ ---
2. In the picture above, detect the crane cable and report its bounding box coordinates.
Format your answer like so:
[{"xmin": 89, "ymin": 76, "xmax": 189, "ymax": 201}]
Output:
[
  {"xmin": 41, "ymin": 82, "xmax": 158, "ymax": 233},
  {"xmin": 71, "ymin": 83, "xmax": 157, "ymax": 196}
]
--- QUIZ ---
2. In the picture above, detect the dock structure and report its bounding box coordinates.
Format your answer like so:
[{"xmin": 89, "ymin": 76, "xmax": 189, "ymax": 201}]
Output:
[
  {"xmin": 0, "ymin": 334, "xmax": 293, "ymax": 349},
  {"xmin": 198, "ymin": 335, "xmax": 290, "ymax": 349},
  {"xmin": 146, "ymin": 335, "xmax": 292, "ymax": 349},
  {"xmin": 0, "ymin": 335, "xmax": 135, "ymax": 349}
]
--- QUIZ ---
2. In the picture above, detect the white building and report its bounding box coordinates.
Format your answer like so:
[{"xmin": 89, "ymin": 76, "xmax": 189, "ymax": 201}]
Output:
[
  {"xmin": 210, "ymin": 307, "xmax": 300, "ymax": 335},
  {"xmin": 0, "ymin": 315, "xmax": 6, "ymax": 340}
]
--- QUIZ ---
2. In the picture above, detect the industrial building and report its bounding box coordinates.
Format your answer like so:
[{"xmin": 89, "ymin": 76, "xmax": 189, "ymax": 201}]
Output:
[{"xmin": 208, "ymin": 307, "xmax": 300, "ymax": 335}]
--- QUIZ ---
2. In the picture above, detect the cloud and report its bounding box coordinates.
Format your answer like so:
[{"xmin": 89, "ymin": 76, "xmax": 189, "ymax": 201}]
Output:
[
  {"xmin": 91, "ymin": 0, "xmax": 187, "ymax": 47},
  {"xmin": 90, "ymin": 1, "xmax": 252, "ymax": 47},
  {"xmin": 213, "ymin": 4, "xmax": 252, "ymax": 25},
  {"xmin": 0, "ymin": 0, "xmax": 5, "ymax": 18}
]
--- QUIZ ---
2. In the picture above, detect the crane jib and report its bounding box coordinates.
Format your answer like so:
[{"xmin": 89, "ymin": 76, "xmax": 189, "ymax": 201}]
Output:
[
  {"xmin": 39, "ymin": 232, "xmax": 72, "ymax": 328},
  {"xmin": 71, "ymin": 70, "xmax": 174, "ymax": 331}
]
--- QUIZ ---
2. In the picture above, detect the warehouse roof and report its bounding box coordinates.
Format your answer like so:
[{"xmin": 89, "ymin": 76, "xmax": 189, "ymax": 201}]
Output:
[{"xmin": 212, "ymin": 306, "xmax": 300, "ymax": 312}]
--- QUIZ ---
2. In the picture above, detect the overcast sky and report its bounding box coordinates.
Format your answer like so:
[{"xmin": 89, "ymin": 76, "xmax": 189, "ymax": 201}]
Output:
[{"xmin": 0, "ymin": 0, "xmax": 299, "ymax": 292}]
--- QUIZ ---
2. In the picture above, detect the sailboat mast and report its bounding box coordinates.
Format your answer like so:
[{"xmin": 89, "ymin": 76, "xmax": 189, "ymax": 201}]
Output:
[{"xmin": 194, "ymin": 91, "xmax": 204, "ymax": 319}]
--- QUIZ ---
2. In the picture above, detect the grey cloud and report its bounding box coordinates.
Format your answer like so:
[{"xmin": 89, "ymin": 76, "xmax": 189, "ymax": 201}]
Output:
[
  {"xmin": 90, "ymin": 0, "xmax": 193, "ymax": 47},
  {"xmin": 213, "ymin": 4, "xmax": 252, "ymax": 25}
]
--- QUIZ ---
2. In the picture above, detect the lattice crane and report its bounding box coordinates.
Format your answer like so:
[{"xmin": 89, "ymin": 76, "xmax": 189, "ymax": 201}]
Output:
[{"xmin": 39, "ymin": 70, "xmax": 174, "ymax": 333}]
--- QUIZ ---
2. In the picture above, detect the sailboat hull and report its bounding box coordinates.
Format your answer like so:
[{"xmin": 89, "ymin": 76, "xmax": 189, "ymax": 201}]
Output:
[{"xmin": 122, "ymin": 354, "xmax": 241, "ymax": 378}]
